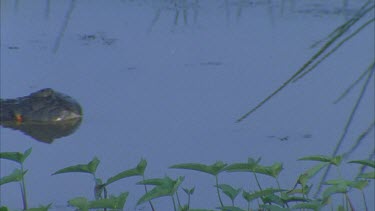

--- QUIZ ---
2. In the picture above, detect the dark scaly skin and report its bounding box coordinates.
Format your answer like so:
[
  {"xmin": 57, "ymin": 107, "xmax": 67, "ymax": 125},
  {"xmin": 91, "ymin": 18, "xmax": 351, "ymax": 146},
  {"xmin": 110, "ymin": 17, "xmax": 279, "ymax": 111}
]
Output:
[{"xmin": 0, "ymin": 88, "xmax": 82, "ymax": 123}]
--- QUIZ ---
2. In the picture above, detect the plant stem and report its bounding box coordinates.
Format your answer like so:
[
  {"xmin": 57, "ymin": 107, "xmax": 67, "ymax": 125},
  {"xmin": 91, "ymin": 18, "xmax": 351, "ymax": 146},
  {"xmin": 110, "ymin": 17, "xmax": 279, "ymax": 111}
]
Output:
[
  {"xmin": 20, "ymin": 164, "xmax": 28, "ymax": 210},
  {"xmin": 253, "ymin": 173, "xmax": 262, "ymax": 191},
  {"xmin": 316, "ymin": 67, "xmax": 374, "ymax": 196},
  {"xmin": 345, "ymin": 193, "xmax": 355, "ymax": 211},
  {"xmin": 172, "ymin": 195, "xmax": 177, "ymax": 211},
  {"xmin": 187, "ymin": 192, "xmax": 191, "ymax": 210},
  {"xmin": 176, "ymin": 191, "xmax": 182, "ymax": 208},
  {"xmin": 142, "ymin": 174, "xmax": 155, "ymax": 211},
  {"xmin": 215, "ymin": 175, "xmax": 224, "ymax": 207},
  {"xmin": 360, "ymin": 190, "xmax": 368, "ymax": 211}
]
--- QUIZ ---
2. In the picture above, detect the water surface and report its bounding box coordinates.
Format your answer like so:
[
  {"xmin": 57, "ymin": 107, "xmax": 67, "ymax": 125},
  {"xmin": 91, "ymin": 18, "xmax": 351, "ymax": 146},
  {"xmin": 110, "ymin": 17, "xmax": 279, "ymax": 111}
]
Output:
[{"xmin": 1, "ymin": 0, "xmax": 374, "ymax": 210}]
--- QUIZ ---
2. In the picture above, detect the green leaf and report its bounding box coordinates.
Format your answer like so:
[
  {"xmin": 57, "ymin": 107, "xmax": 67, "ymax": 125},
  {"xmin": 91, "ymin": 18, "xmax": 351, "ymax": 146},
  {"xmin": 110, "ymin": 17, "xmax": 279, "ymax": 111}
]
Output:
[
  {"xmin": 0, "ymin": 169, "xmax": 27, "ymax": 186},
  {"xmin": 349, "ymin": 180, "xmax": 369, "ymax": 190},
  {"xmin": 262, "ymin": 194, "xmax": 285, "ymax": 206},
  {"xmin": 358, "ymin": 171, "xmax": 375, "ymax": 179},
  {"xmin": 298, "ymin": 155, "xmax": 343, "ymax": 166},
  {"xmin": 281, "ymin": 195, "xmax": 309, "ymax": 203},
  {"xmin": 89, "ymin": 192, "xmax": 129, "ymax": 209},
  {"xmin": 136, "ymin": 176, "xmax": 184, "ymax": 205},
  {"xmin": 216, "ymin": 184, "xmax": 241, "ymax": 201},
  {"xmin": 136, "ymin": 158, "xmax": 147, "ymax": 174},
  {"xmin": 225, "ymin": 161, "xmax": 283, "ymax": 178},
  {"xmin": 52, "ymin": 157, "xmax": 100, "ymax": 176},
  {"xmin": 68, "ymin": 197, "xmax": 89, "ymax": 211},
  {"xmin": 25, "ymin": 203, "xmax": 53, "ymax": 211},
  {"xmin": 220, "ymin": 206, "xmax": 246, "ymax": 211},
  {"xmin": 260, "ymin": 204, "xmax": 291, "ymax": 211},
  {"xmin": 170, "ymin": 161, "xmax": 227, "ymax": 176},
  {"xmin": 68, "ymin": 193, "xmax": 128, "ymax": 210},
  {"xmin": 325, "ymin": 179, "xmax": 369, "ymax": 191},
  {"xmin": 297, "ymin": 163, "xmax": 328, "ymax": 186},
  {"xmin": 322, "ymin": 184, "xmax": 348, "ymax": 199},
  {"xmin": 254, "ymin": 163, "xmax": 283, "ymax": 178},
  {"xmin": 348, "ymin": 159, "xmax": 375, "ymax": 168},
  {"xmin": 0, "ymin": 148, "xmax": 32, "ymax": 164},
  {"xmin": 287, "ymin": 184, "xmax": 311, "ymax": 195},
  {"xmin": 224, "ymin": 157, "xmax": 261, "ymax": 172},
  {"xmin": 337, "ymin": 205, "xmax": 345, "ymax": 211},
  {"xmin": 105, "ymin": 159, "xmax": 147, "ymax": 186},
  {"xmin": 183, "ymin": 187, "xmax": 195, "ymax": 195},
  {"xmin": 0, "ymin": 206, "xmax": 9, "ymax": 211},
  {"xmin": 291, "ymin": 200, "xmax": 324, "ymax": 210},
  {"xmin": 242, "ymin": 188, "xmax": 285, "ymax": 202}
]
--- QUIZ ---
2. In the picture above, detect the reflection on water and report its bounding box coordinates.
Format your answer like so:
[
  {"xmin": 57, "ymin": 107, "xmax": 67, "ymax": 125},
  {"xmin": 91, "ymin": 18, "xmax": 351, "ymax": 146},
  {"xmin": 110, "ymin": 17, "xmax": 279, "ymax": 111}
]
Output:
[
  {"xmin": 1, "ymin": 118, "xmax": 82, "ymax": 143},
  {"xmin": 41, "ymin": 0, "xmax": 362, "ymax": 53}
]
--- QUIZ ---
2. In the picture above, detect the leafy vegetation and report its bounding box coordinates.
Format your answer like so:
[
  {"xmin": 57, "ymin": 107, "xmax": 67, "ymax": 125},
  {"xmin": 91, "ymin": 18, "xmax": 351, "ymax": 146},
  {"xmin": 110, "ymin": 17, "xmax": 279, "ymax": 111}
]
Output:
[{"xmin": 1, "ymin": 149, "xmax": 374, "ymax": 210}]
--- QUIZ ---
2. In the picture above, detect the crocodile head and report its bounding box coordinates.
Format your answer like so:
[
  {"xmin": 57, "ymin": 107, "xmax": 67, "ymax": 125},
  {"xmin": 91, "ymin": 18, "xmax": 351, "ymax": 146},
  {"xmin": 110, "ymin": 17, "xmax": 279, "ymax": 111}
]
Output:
[{"xmin": 16, "ymin": 88, "xmax": 83, "ymax": 122}]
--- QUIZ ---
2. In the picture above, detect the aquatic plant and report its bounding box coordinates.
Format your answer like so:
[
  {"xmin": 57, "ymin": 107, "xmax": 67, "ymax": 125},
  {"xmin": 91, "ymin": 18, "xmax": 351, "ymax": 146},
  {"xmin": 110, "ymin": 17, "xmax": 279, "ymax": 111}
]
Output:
[
  {"xmin": 0, "ymin": 148, "xmax": 52, "ymax": 211},
  {"xmin": 51, "ymin": 157, "xmax": 151, "ymax": 210},
  {"xmin": 236, "ymin": 0, "xmax": 375, "ymax": 197},
  {"xmin": 1, "ymin": 148, "xmax": 374, "ymax": 210}
]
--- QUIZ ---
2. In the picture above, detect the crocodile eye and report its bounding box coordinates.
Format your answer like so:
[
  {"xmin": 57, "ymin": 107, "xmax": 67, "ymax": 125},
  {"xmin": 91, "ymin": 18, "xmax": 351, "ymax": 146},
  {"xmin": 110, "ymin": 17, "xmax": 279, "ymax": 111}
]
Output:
[{"xmin": 15, "ymin": 113, "xmax": 23, "ymax": 123}]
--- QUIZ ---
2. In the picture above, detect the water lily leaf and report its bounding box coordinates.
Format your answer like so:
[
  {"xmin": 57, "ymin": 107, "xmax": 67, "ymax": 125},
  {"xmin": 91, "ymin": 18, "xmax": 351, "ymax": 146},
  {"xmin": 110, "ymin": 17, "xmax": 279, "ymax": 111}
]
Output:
[
  {"xmin": 170, "ymin": 161, "xmax": 227, "ymax": 176},
  {"xmin": 348, "ymin": 159, "xmax": 375, "ymax": 168},
  {"xmin": 298, "ymin": 155, "xmax": 343, "ymax": 166},
  {"xmin": 216, "ymin": 184, "xmax": 241, "ymax": 201},
  {"xmin": 105, "ymin": 159, "xmax": 147, "ymax": 186},
  {"xmin": 136, "ymin": 176, "xmax": 184, "ymax": 205},
  {"xmin": 0, "ymin": 148, "xmax": 32, "ymax": 164},
  {"xmin": 52, "ymin": 157, "xmax": 100, "ymax": 175},
  {"xmin": 0, "ymin": 169, "xmax": 27, "ymax": 186},
  {"xmin": 242, "ymin": 188, "xmax": 285, "ymax": 202}
]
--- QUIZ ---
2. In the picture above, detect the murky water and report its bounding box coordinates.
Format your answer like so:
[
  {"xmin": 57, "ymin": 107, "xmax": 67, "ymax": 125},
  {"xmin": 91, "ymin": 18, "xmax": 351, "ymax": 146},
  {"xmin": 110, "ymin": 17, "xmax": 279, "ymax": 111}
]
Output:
[{"xmin": 1, "ymin": 0, "xmax": 374, "ymax": 210}]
